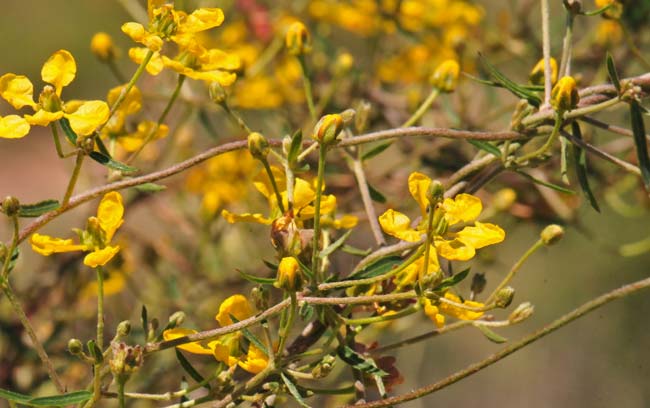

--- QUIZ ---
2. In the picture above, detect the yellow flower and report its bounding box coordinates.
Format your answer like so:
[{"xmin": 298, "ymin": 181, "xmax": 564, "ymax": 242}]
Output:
[
  {"xmin": 378, "ymin": 172, "xmax": 505, "ymax": 262},
  {"xmin": 275, "ymin": 256, "xmax": 303, "ymax": 291},
  {"xmin": 215, "ymin": 294, "xmax": 255, "ymax": 327},
  {"xmin": 162, "ymin": 328, "xmax": 214, "ymax": 355},
  {"xmin": 90, "ymin": 32, "xmax": 117, "ymax": 62},
  {"xmin": 422, "ymin": 293, "xmax": 484, "ymax": 328},
  {"xmin": 0, "ymin": 50, "xmax": 109, "ymax": 137},
  {"xmin": 529, "ymin": 57, "xmax": 558, "ymax": 86},
  {"xmin": 430, "ymin": 59, "xmax": 460, "ymax": 92},
  {"xmin": 237, "ymin": 344, "xmax": 269, "ymax": 374},
  {"xmin": 30, "ymin": 192, "xmax": 124, "ymax": 268},
  {"xmin": 551, "ymin": 76, "xmax": 579, "ymax": 113}
]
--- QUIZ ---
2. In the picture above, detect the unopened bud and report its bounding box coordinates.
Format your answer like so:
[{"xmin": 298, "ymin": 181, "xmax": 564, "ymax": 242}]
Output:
[
  {"xmin": 551, "ymin": 76, "xmax": 579, "ymax": 112},
  {"xmin": 285, "ymin": 22, "xmax": 311, "ymax": 56},
  {"xmin": 248, "ymin": 132, "xmax": 270, "ymax": 160},
  {"xmin": 67, "ymin": 338, "xmax": 83, "ymax": 355},
  {"xmin": 2, "ymin": 196, "xmax": 20, "ymax": 217},
  {"xmin": 529, "ymin": 57, "xmax": 558, "ymax": 86},
  {"xmin": 334, "ymin": 52, "xmax": 354, "ymax": 76},
  {"xmin": 495, "ymin": 286, "xmax": 515, "ymax": 308},
  {"xmin": 90, "ymin": 32, "xmax": 116, "ymax": 62},
  {"xmin": 355, "ymin": 100, "xmax": 372, "ymax": 133},
  {"xmin": 493, "ymin": 188, "xmax": 517, "ymax": 211},
  {"xmin": 313, "ymin": 114, "xmax": 343, "ymax": 145},
  {"xmin": 116, "ymin": 320, "xmax": 131, "ymax": 337},
  {"xmin": 274, "ymin": 256, "xmax": 303, "ymax": 292},
  {"xmin": 430, "ymin": 60, "xmax": 460, "ymax": 92},
  {"xmin": 38, "ymin": 85, "xmax": 62, "ymax": 113},
  {"xmin": 426, "ymin": 180, "xmax": 444, "ymax": 205},
  {"xmin": 167, "ymin": 311, "xmax": 185, "ymax": 328},
  {"xmin": 340, "ymin": 109, "xmax": 356, "ymax": 125},
  {"xmin": 209, "ymin": 82, "xmax": 227, "ymax": 104},
  {"xmin": 312, "ymin": 354, "xmax": 336, "ymax": 378},
  {"xmin": 470, "ymin": 273, "xmax": 487, "ymax": 296},
  {"xmin": 541, "ymin": 224, "xmax": 564, "ymax": 246},
  {"xmin": 508, "ymin": 302, "xmax": 535, "ymax": 323},
  {"xmin": 78, "ymin": 136, "xmax": 95, "ymax": 154}
]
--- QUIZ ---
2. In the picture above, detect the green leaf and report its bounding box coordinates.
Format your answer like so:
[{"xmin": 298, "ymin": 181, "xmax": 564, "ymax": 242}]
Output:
[
  {"xmin": 237, "ymin": 269, "xmax": 276, "ymax": 285},
  {"xmin": 478, "ymin": 53, "xmax": 541, "ymax": 107},
  {"xmin": 341, "ymin": 245, "xmax": 371, "ymax": 256},
  {"xmin": 18, "ymin": 200, "xmax": 60, "ymax": 217},
  {"xmin": 463, "ymin": 72, "xmax": 544, "ymax": 92},
  {"xmin": 288, "ymin": 129, "xmax": 303, "ymax": 165},
  {"xmin": 467, "ymin": 140, "xmax": 501, "ymax": 157},
  {"xmin": 629, "ymin": 101, "xmax": 650, "ymax": 190},
  {"xmin": 367, "ymin": 183, "xmax": 387, "ymax": 203},
  {"xmin": 606, "ymin": 53, "xmax": 621, "ymax": 93},
  {"xmin": 320, "ymin": 229, "xmax": 353, "ymax": 259},
  {"xmin": 433, "ymin": 268, "xmax": 470, "ymax": 292},
  {"xmin": 0, "ymin": 389, "xmax": 93, "ymax": 406},
  {"xmin": 229, "ymin": 315, "xmax": 269, "ymax": 357},
  {"xmin": 135, "ymin": 183, "xmax": 167, "ymax": 193},
  {"xmin": 89, "ymin": 151, "xmax": 138, "ymax": 173},
  {"xmin": 87, "ymin": 340, "xmax": 103, "ymax": 364},
  {"xmin": 514, "ymin": 170, "xmax": 576, "ymax": 195},
  {"xmin": 94, "ymin": 135, "xmax": 111, "ymax": 157},
  {"xmin": 0, "ymin": 388, "xmax": 30, "ymax": 403},
  {"xmin": 361, "ymin": 142, "xmax": 392, "ymax": 161},
  {"xmin": 570, "ymin": 122, "xmax": 600, "ymax": 211},
  {"xmin": 263, "ymin": 259, "xmax": 278, "ymax": 270},
  {"xmin": 175, "ymin": 349, "xmax": 211, "ymax": 390},
  {"xmin": 281, "ymin": 373, "xmax": 312, "ymax": 408},
  {"xmin": 348, "ymin": 255, "xmax": 403, "ymax": 280},
  {"xmin": 141, "ymin": 305, "xmax": 149, "ymax": 341},
  {"xmin": 337, "ymin": 345, "xmax": 388, "ymax": 377},
  {"xmin": 58, "ymin": 118, "xmax": 77, "ymax": 144},
  {"xmin": 476, "ymin": 325, "xmax": 508, "ymax": 344}
]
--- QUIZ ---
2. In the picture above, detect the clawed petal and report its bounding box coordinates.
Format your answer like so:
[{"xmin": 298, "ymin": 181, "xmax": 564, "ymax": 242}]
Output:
[
  {"xmin": 456, "ymin": 221, "xmax": 505, "ymax": 249},
  {"xmin": 0, "ymin": 115, "xmax": 30, "ymax": 139},
  {"xmin": 0, "ymin": 74, "xmax": 37, "ymax": 109},
  {"xmin": 97, "ymin": 192, "xmax": 124, "ymax": 242},
  {"xmin": 221, "ymin": 209, "xmax": 272, "ymax": 225},
  {"xmin": 408, "ymin": 172, "xmax": 432, "ymax": 217},
  {"xmin": 442, "ymin": 193, "xmax": 482, "ymax": 225},
  {"xmin": 41, "ymin": 50, "xmax": 76, "ymax": 96},
  {"xmin": 84, "ymin": 245, "xmax": 120, "ymax": 267},
  {"xmin": 163, "ymin": 328, "xmax": 214, "ymax": 355},
  {"xmin": 30, "ymin": 233, "xmax": 86, "ymax": 256},
  {"xmin": 378, "ymin": 209, "xmax": 422, "ymax": 242}
]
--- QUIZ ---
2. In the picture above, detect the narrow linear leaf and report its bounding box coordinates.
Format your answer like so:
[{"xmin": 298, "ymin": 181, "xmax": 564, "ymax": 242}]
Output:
[
  {"xmin": 281, "ymin": 373, "xmax": 312, "ymax": 408},
  {"xmin": 86, "ymin": 340, "xmax": 103, "ymax": 364},
  {"xmin": 479, "ymin": 53, "xmax": 541, "ymax": 107},
  {"xmin": 288, "ymin": 129, "xmax": 303, "ymax": 165},
  {"xmin": 18, "ymin": 200, "xmax": 60, "ymax": 217},
  {"xmin": 337, "ymin": 345, "xmax": 388, "ymax": 377},
  {"xmin": 514, "ymin": 170, "xmax": 576, "ymax": 195},
  {"xmin": 175, "ymin": 349, "xmax": 211, "ymax": 390},
  {"xmin": 476, "ymin": 325, "xmax": 508, "ymax": 344},
  {"xmin": 367, "ymin": 183, "xmax": 387, "ymax": 203},
  {"xmin": 0, "ymin": 388, "xmax": 31, "ymax": 403},
  {"xmin": 373, "ymin": 374, "xmax": 388, "ymax": 399},
  {"xmin": 135, "ymin": 183, "xmax": 167, "ymax": 193},
  {"xmin": 582, "ymin": 3, "xmax": 614, "ymax": 16},
  {"xmin": 348, "ymin": 255, "xmax": 403, "ymax": 280},
  {"xmin": 361, "ymin": 142, "xmax": 392, "ymax": 161},
  {"xmin": 630, "ymin": 101, "xmax": 650, "ymax": 190},
  {"xmin": 94, "ymin": 135, "xmax": 111, "ymax": 156},
  {"xmin": 237, "ymin": 269, "xmax": 276, "ymax": 285},
  {"xmin": 341, "ymin": 244, "xmax": 371, "ymax": 257},
  {"xmin": 433, "ymin": 268, "xmax": 470, "ymax": 292},
  {"xmin": 28, "ymin": 391, "xmax": 93, "ymax": 406},
  {"xmin": 89, "ymin": 151, "xmax": 138, "ymax": 173},
  {"xmin": 320, "ymin": 229, "xmax": 353, "ymax": 259},
  {"xmin": 229, "ymin": 315, "xmax": 268, "ymax": 356},
  {"xmin": 467, "ymin": 140, "xmax": 501, "ymax": 157},
  {"xmin": 463, "ymin": 73, "xmax": 544, "ymax": 92},
  {"xmin": 570, "ymin": 122, "xmax": 600, "ymax": 211},
  {"xmin": 58, "ymin": 118, "xmax": 77, "ymax": 144},
  {"xmin": 263, "ymin": 259, "xmax": 278, "ymax": 271},
  {"xmin": 297, "ymin": 258, "xmax": 314, "ymax": 281},
  {"xmin": 606, "ymin": 53, "xmax": 621, "ymax": 93},
  {"xmin": 141, "ymin": 305, "xmax": 149, "ymax": 341}
]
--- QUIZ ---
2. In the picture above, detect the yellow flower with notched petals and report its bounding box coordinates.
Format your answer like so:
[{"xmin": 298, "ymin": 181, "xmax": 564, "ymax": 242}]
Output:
[
  {"xmin": 237, "ymin": 344, "xmax": 269, "ymax": 374},
  {"xmin": 422, "ymin": 293, "xmax": 485, "ymax": 328},
  {"xmin": 0, "ymin": 50, "xmax": 109, "ymax": 137},
  {"xmin": 30, "ymin": 192, "xmax": 124, "ymax": 268}
]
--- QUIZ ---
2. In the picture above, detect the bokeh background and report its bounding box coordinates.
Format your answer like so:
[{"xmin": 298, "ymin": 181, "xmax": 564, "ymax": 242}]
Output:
[{"xmin": 1, "ymin": 1, "xmax": 650, "ymax": 407}]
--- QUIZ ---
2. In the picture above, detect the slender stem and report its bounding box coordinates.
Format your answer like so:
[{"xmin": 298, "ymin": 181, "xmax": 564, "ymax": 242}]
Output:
[
  {"xmin": 118, "ymin": 379, "xmax": 126, "ymax": 408},
  {"xmin": 262, "ymin": 159, "xmax": 285, "ymax": 213},
  {"xmin": 1, "ymin": 215, "xmax": 19, "ymax": 280},
  {"xmin": 300, "ymin": 291, "xmax": 417, "ymax": 305},
  {"xmin": 62, "ymin": 151, "xmax": 85, "ymax": 207},
  {"xmin": 127, "ymin": 75, "xmax": 186, "ymax": 164},
  {"xmin": 522, "ymin": 95, "xmax": 622, "ymax": 128},
  {"xmin": 371, "ymin": 320, "xmax": 472, "ymax": 354},
  {"xmin": 486, "ymin": 239, "xmax": 544, "ymax": 304},
  {"xmin": 541, "ymin": 0, "xmax": 552, "ymax": 107},
  {"xmin": 277, "ymin": 293, "xmax": 297, "ymax": 356},
  {"xmin": 341, "ymin": 305, "xmax": 418, "ymax": 326},
  {"xmin": 516, "ymin": 112, "xmax": 563, "ymax": 164},
  {"xmin": 298, "ymin": 56, "xmax": 316, "ymax": 121},
  {"xmin": 558, "ymin": 9, "xmax": 574, "ymax": 77},
  {"xmin": 297, "ymin": 142, "xmax": 319, "ymax": 162},
  {"xmin": 221, "ymin": 101, "xmax": 252, "ymax": 134},
  {"xmin": 246, "ymin": 36, "xmax": 283, "ymax": 77},
  {"xmin": 560, "ymin": 129, "xmax": 641, "ymax": 176},
  {"xmin": 0, "ymin": 282, "xmax": 64, "ymax": 392},
  {"xmin": 50, "ymin": 123, "xmax": 65, "ymax": 158},
  {"xmin": 311, "ymin": 147, "xmax": 327, "ymax": 286},
  {"xmin": 351, "ymin": 156, "xmax": 386, "ymax": 246},
  {"xmin": 96, "ymin": 266, "xmax": 105, "ymax": 350},
  {"xmin": 402, "ymin": 88, "xmax": 440, "ymax": 127},
  {"xmin": 346, "ymin": 274, "xmax": 650, "ymax": 408}
]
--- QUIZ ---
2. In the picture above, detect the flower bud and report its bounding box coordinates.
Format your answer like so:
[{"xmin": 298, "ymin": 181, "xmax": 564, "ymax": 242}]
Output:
[
  {"xmin": 355, "ymin": 100, "xmax": 372, "ymax": 133},
  {"xmin": 78, "ymin": 136, "xmax": 96, "ymax": 154},
  {"xmin": 429, "ymin": 60, "xmax": 460, "ymax": 92},
  {"xmin": 312, "ymin": 354, "xmax": 336, "ymax": 378},
  {"xmin": 285, "ymin": 22, "xmax": 311, "ymax": 56},
  {"xmin": 90, "ymin": 32, "xmax": 116, "ymax": 62},
  {"xmin": 493, "ymin": 188, "xmax": 517, "ymax": 211},
  {"xmin": 116, "ymin": 320, "xmax": 131, "ymax": 337},
  {"xmin": 67, "ymin": 338, "xmax": 83, "ymax": 355},
  {"xmin": 312, "ymin": 114, "xmax": 343, "ymax": 145},
  {"xmin": 426, "ymin": 180, "xmax": 444, "ymax": 205},
  {"xmin": 167, "ymin": 311, "xmax": 185, "ymax": 328},
  {"xmin": 274, "ymin": 256, "xmax": 303, "ymax": 292},
  {"xmin": 2, "ymin": 196, "xmax": 20, "ymax": 217},
  {"xmin": 529, "ymin": 57, "xmax": 558, "ymax": 86},
  {"xmin": 340, "ymin": 108, "xmax": 356, "ymax": 125},
  {"xmin": 334, "ymin": 52, "xmax": 354, "ymax": 76},
  {"xmin": 109, "ymin": 342, "xmax": 144, "ymax": 379},
  {"xmin": 248, "ymin": 132, "xmax": 270, "ymax": 160},
  {"xmin": 470, "ymin": 273, "xmax": 487, "ymax": 296},
  {"xmin": 508, "ymin": 302, "xmax": 535, "ymax": 323},
  {"xmin": 495, "ymin": 286, "xmax": 515, "ymax": 308},
  {"xmin": 209, "ymin": 82, "xmax": 227, "ymax": 105},
  {"xmin": 38, "ymin": 86, "xmax": 62, "ymax": 113},
  {"xmin": 541, "ymin": 224, "xmax": 564, "ymax": 246},
  {"xmin": 550, "ymin": 76, "xmax": 579, "ymax": 113},
  {"xmin": 252, "ymin": 286, "xmax": 270, "ymax": 311}
]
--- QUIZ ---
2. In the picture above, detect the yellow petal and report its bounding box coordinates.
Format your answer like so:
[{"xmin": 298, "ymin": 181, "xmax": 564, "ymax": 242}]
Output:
[
  {"xmin": 215, "ymin": 294, "xmax": 254, "ymax": 327},
  {"xmin": 0, "ymin": 74, "xmax": 36, "ymax": 109},
  {"xmin": 184, "ymin": 70, "xmax": 237, "ymax": 86},
  {"xmin": 439, "ymin": 293, "xmax": 484, "ymax": 320},
  {"xmin": 200, "ymin": 49, "xmax": 241, "ymax": 71},
  {"xmin": 329, "ymin": 214, "xmax": 359, "ymax": 229},
  {"xmin": 292, "ymin": 178, "xmax": 316, "ymax": 210},
  {"xmin": 221, "ymin": 209, "xmax": 272, "ymax": 225},
  {"xmin": 253, "ymin": 166, "xmax": 286, "ymax": 201},
  {"xmin": 64, "ymin": 100, "xmax": 109, "ymax": 136},
  {"xmin": 107, "ymin": 85, "xmax": 142, "ymax": 115},
  {"xmin": 0, "ymin": 115, "xmax": 30, "ymax": 139},
  {"xmin": 237, "ymin": 344, "xmax": 268, "ymax": 374},
  {"xmin": 163, "ymin": 328, "xmax": 214, "ymax": 355},
  {"xmin": 378, "ymin": 209, "xmax": 422, "ymax": 242},
  {"xmin": 442, "ymin": 193, "xmax": 482, "ymax": 226},
  {"xmin": 84, "ymin": 245, "xmax": 120, "ymax": 267},
  {"xmin": 455, "ymin": 221, "xmax": 505, "ymax": 250},
  {"xmin": 97, "ymin": 192, "xmax": 124, "ymax": 242},
  {"xmin": 30, "ymin": 233, "xmax": 86, "ymax": 256},
  {"xmin": 408, "ymin": 172, "xmax": 432, "ymax": 216},
  {"xmin": 128, "ymin": 48, "xmax": 164, "ymax": 75},
  {"xmin": 208, "ymin": 332, "xmax": 242, "ymax": 366},
  {"xmin": 435, "ymin": 238, "xmax": 475, "ymax": 261},
  {"xmin": 422, "ymin": 298, "xmax": 445, "ymax": 328},
  {"xmin": 41, "ymin": 50, "xmax": 76, "ymax": 95},
  {"xmin": 25, "ymin": 109, "xmax": 63, "ymax": 126},
  {"xmin": 180, "ymin": 8, "xmax": 225, "ymax": 33}
]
